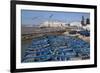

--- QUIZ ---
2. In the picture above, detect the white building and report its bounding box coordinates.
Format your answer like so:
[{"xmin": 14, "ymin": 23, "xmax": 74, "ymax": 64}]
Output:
[
  {"xmin": 70, "ymin": 21, "xmax": 90, "ymax": 31},
  {"xmin": 40, "ymin": 21, "xmax": 66, "ymax": 28},
  {"xmin": 82, "ymin": 25, "xmax": 90, "ymax": 31},
  {"xmin": 70, "ymin": 22, "xmax": 82, "ymax": 27}
]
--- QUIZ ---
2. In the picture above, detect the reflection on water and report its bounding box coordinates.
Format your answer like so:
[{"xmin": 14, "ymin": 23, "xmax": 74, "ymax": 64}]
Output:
[{"xmin": 21, "ymin": 35, "xmax": 90, "ymax": 63}]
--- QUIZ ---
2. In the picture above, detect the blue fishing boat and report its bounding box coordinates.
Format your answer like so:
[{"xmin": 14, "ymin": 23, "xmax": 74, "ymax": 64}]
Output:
[{"xmin": 22, "ymin": 35, "xmax": 90, "ymax": 63}]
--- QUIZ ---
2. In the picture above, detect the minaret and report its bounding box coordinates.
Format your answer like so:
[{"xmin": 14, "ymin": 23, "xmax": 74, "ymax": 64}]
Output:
[
  {"xmin": 86, "ymin": 18, "xmax": 90, "ymax": 24},
  {"xmin": 81, "ymin": 16, "xmax": 85, "ymax": 26}
]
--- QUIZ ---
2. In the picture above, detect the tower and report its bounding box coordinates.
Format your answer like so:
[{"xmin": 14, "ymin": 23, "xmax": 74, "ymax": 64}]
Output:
[
  {"xmin": 81, "ymin": 16, "xmax": 85, "ymax": 26},
  {"xmin": 86, "ymin": 18, "xmax": 90, "ymax": 24}
]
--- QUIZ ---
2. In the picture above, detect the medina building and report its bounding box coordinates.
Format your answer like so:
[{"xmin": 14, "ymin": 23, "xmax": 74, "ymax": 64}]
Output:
[{"xmin": 39, "ymin": 20, "xmax": 67, "ymax": 28}]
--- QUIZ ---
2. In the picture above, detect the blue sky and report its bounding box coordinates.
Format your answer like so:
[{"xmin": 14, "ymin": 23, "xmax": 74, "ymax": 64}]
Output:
[{"xmin": 21, "ymin": 10, "xmax": 90, "ymax": 26}]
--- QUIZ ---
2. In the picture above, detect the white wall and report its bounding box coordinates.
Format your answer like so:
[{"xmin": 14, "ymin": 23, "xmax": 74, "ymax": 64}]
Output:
[{"xmin": 0, "ymin": 0, "xmax": 99, "ymax": 73}]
